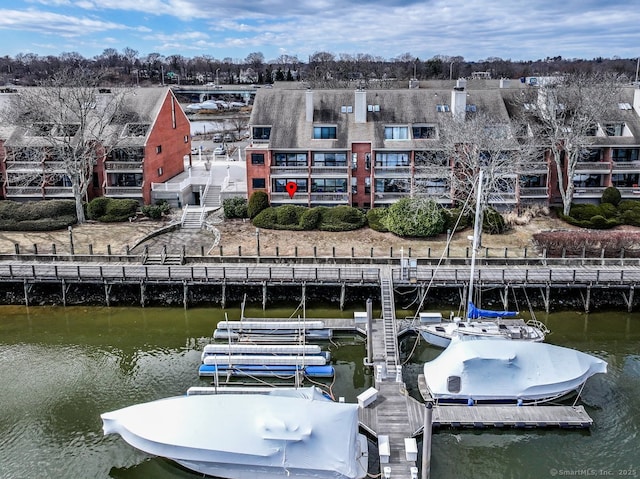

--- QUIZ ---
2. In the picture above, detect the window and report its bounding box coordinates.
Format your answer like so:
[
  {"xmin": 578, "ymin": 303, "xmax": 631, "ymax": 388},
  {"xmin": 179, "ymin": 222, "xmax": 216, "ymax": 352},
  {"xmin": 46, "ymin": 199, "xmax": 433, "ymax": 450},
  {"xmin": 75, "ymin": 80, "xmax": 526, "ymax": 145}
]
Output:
[
  {"xmin": 520, "ymin": 175, "xmax": 545, "ymax": 188},
  {"xmin": 184, "ymin": 135, "xmax": 189, "ymax": 143},
  {"xmin": 618, "ymin": 103, "xmax": 632, "ymax": 110},
  {"xmin": 273, "ymin": 153, "xmax": 307, "ymax": 166},
  {"xmin": 364, "ymin": 177, "xmax": 371, "ymax": 194},
  {"xmin": 155, "ymin": 145, "xmax": 162, "ymax": 154},
  {"xmin": 612, "ymin": 148, "xmax": 639, "ymax": 162},
  {"xmin": 436, "ymin": 104, "xmax": 450, "ymax": 112},
  {"xmin": 252, "ymin": 178, "xmax": 266, "ymax": 188},
  {"xmin": 375, "ymin": 178, "xmax": 410, "ymax": 193},
  {"xmin": 612, "ymin": 173, "xmax": 639, "ymax": 187},
  {"xmin": 384, "ymin": 126, "xmax": 409, "ymax": 140},
  {"xmin": 311, "ymin": 178, "xmax": 347, "ymax": 192},
  {"xmin": 157, "ymin": 167, "xmax": 163, "ymax": 176},
  {"xmin": 465, "ymin": 104, "xmax": 477, "ymax": 112},
  {"xmin": 447, "ymin": 376, "xmax": 461, "ymax": 393},
  {"xmin": 375, "ymin": 152, "xmax": 410, "ymax": 168},
  {"xmin": 28, "ymin": 123, "xmax": 54, "ymax": 136},
  {"xmin": 581, "ymin": 149, "xmax": 602, "ymax": 162},
  {"xmin": 312, "ymin": 152, "xmax": 347, "ymax": 166},
  {"xmin": 412, "ymin": 125, "xmax": 436, "ymax": 139},
  {"xmin": 251, "ymin": 153, "xmax": 265, "ymax": 165},
  {"xmin": 604, "ymin": 123, "xmax": 625, "ymax": 136},
  {"xmin": 351, "ymin": 153, "xmax": 357, "ymax": 170},
  {"xmin": 253, "ymin": 126, "xmax": 271, "ymax": 140},
  {"xmin": 313, "ymin": 126, "xmax": 337, "ymax": 139},
  {"xmin": 274, "ymin": 178, "xmax": 307, "ymax": 192},
  {"xmin": 351, "ymin": 177, "xmax": 357, "ymax": 194}
]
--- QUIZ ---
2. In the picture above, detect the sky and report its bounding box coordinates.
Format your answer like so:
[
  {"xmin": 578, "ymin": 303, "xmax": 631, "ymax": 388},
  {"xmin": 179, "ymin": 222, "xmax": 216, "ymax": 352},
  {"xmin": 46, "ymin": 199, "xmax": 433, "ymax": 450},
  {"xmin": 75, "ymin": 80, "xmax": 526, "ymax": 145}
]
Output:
[{"xmin": 1, "ymin": 0, "xmax": 639, "ymax": 63}]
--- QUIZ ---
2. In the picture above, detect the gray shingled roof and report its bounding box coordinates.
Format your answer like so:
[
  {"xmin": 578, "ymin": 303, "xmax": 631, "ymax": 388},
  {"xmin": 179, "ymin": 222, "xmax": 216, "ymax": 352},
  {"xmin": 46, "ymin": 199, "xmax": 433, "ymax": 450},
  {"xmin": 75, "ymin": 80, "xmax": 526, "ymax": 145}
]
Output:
[
  {"xmin": 250, "ymin": 87, "xmax": 513, "ymax": 151},
  {"xmin": 0, "ymin": 87, "xmax": 170, "ymax": 148}
]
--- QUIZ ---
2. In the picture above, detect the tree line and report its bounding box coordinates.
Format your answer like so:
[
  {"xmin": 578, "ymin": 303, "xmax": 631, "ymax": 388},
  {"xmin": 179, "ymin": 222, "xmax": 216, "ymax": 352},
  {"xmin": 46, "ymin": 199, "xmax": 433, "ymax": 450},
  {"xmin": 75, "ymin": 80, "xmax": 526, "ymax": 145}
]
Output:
[{"xmin": 0, "ymin": 48, "xmax": 637, "ymax": 87}]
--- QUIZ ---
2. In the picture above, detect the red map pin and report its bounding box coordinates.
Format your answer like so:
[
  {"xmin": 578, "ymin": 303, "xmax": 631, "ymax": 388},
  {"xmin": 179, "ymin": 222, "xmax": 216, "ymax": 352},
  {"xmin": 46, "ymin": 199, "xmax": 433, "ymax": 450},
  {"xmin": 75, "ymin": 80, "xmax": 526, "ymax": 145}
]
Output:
[{"xmin": 285, "ymin": 181, "xmax": 298, "ymax": 198}]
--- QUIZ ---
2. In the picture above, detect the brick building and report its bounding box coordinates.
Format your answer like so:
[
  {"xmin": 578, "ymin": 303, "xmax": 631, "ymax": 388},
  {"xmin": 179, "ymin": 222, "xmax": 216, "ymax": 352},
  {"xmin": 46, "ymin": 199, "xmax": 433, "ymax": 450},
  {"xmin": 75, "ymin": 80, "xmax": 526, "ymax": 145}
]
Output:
[
  {"xmin": 245, "ymin": 80, "xmax": 640, "ymax": 210},
  {"xmin": 0, "ymin": 87, "xmax": 190, "ymax": 205}
]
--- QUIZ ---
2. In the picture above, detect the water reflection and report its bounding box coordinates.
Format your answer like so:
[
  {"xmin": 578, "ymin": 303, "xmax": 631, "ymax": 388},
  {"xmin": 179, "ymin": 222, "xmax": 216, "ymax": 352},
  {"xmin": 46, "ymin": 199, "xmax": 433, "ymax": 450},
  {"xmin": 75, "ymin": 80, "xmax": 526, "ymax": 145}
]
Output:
[{"xmin": 0, "ymin": 305, "xmax": 638, "ymax": 479}]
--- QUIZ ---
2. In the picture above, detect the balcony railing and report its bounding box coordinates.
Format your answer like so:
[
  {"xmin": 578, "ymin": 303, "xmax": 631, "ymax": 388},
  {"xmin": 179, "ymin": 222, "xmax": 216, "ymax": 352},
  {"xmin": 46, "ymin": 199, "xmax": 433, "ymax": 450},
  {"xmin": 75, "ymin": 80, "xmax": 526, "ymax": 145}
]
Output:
[
  {"xmin": 374, "ymin": 191, "xmax": 411, "ymax": 202},
  {"xmin": 43, "ymin": 187, "xmax": 73, "ymax": 197},
  {"xmin": 518, "ymin": 162, "xmax": 549, "ymax": 173},
  {"xmin": 270, "ymin": 192, "xmax": 309, "ymax": 202},
  {"xmin": 5, "ymin": 161, "xmax": 42, "ymax": 172},
  {"xmin": 575, "ymin": 162, "xmax": 611, "ymax": 172},
  {"xmin": 5, "ymin": 186, "xmax": 43, "ymax": 196},
  {"xmin": 519, "ymin": 187, "xmax": 548, "ymax": 198},
  {"xmin": 310, "ymin": 192, "xmax": 349, "ymax": 203},
  {"xmin": 105, "ymin": 161, "xmax": 143, "ymax": 171},
  {"xmin": 573, "ymin": 187, "xmax": 606, "ymax": 197},
  {"xmin": 611, "ymin": 161, "xmax": 640, "ymax": 171},
  {"xmin": 310, "ymin": 166, "xmax": 349, "ymax": 175},
  {"xmin": 488, "ymin": 192, "xmax": 517, "ymax": 204},
  {"xmin": 104, "ymin": 186, "xmax": 144, "ymax": 197},
  {"xmin": 270, "ymin": 166, "xmax": 309, "ymax": 176},
  {"xmin": 373, "ymin": 166, "xmax": 411, "ymax": 177},
  {"xmin": 616, "ymin": 187, "xmax": 640, "ymax": 197}
]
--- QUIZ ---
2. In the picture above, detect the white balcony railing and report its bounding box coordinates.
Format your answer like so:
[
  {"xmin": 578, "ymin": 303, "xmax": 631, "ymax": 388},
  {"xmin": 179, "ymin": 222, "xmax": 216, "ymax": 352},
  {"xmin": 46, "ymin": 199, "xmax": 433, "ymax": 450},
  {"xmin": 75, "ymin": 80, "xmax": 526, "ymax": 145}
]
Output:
[
  {"xmin": 5, "ymin": 186, "xmax": 43, "ymax": 196},
  {"xmin": 104, "ymin": 186, "xmax": 144, "ymax": 197},
  {"xmin": 270, "ymin": 166, "xmax": 309, "ymax": 176},
  {"xmin": 519, "ymin": 187, "xmax": 549, "ymax": 197},
  {"xmin": 105, "ymin": 161, "xmax": 143, "ymax": 171},
  {"xmin": 310, "ymin": 192, "xmax": 349, "ymax": 203},
  {"xmin": 310, "ymin": 166, "xmax": 349, "ymax": 175},
  {"xmin": 573, "ymin": 187, "xmax": 607, "ymax": 197},
  {"xmin": 611, "ymin": 162, "xmax": 640, "ymax": 171},
  {"xmin": 575, "ymin": 162, "xmax": 611, "ymax": 172}
]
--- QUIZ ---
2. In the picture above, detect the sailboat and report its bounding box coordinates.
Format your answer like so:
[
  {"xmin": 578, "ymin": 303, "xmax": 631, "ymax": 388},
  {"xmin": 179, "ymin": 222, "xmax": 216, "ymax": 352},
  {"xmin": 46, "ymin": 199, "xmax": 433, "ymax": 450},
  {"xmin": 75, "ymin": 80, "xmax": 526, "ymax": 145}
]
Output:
[{"xmin": 417, "ymin": 170, "xmax": 549, "ymax": 348}]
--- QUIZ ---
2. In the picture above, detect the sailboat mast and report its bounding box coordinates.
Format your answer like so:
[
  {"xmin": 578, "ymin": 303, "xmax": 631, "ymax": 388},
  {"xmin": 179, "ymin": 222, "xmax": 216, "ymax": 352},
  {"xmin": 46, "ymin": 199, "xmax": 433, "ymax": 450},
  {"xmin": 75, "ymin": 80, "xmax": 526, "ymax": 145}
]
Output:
[{"xmin": 466, "ymin": 170, "xmax": 484, "ymax": 321}]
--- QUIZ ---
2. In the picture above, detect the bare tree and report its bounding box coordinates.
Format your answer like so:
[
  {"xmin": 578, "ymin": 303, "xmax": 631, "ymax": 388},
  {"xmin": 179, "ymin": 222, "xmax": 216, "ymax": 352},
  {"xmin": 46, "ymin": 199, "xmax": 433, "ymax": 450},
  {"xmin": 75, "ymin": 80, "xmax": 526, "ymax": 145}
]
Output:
[
  {"xmin": 434, "ymin": 112, "xmax": 538, "ymax": 214},
  {"xmin": 516, "ymin": 73, "xmax": 622, "ymax": 215},
  {"xmin": 1, "ymin": 68, "xmax": 133, "ymax": 223}
]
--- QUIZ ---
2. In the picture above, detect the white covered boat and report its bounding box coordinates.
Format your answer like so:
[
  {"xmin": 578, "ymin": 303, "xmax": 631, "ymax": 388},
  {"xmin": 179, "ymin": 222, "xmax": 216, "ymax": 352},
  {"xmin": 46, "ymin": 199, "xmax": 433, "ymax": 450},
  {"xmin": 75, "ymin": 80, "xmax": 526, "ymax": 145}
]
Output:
[
  {"xmin": 422, "ymin": 338, "xmax": 607, "ymax": 403},
  {"xmin": 101, "ymin": 387, "xmax": 368, "ymax": 479}
]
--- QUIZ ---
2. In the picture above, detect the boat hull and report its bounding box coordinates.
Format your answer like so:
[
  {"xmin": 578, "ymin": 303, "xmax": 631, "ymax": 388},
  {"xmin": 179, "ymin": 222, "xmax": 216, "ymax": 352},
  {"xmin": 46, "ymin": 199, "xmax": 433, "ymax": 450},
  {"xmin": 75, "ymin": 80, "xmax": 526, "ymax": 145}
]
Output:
[
  {"xmin": 101, "ymin": 388, "xmax": 368, "ymax": 479},
  {"xmin": 422, "ymin": 339, "xmax": 607, "ymax": 403}
]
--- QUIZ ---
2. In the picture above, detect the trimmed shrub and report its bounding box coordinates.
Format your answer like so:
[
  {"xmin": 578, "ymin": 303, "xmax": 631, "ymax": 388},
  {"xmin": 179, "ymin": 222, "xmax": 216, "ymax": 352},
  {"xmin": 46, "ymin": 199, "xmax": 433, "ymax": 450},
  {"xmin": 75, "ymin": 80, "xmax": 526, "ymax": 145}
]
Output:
[
  {"xmin": 252, "ymin": 207, "xmax": 278, "ymax": 228},
  {"xmin": 87, "ymin": 197, "xmax": 110, "ymax": 220},
  {"xmin": 318, "ymin": 206, "xmax": 366, "ymax": 231},
  {"xmin": 100, "ymin": 199, "xmax": 139, "ymax": 222},
  {"xmin": 223, "ymin": 197, "xmax": 248, "ymax": 219},
  {"xmin": 299, "ymin": 207, "xmax": 322, "ymax": 230},
  {"xmin": 0, "ymin": 200, "xmax": 77, "ymax": 231},
  {"xmin": 141, "ymin": 200, "xmax": 171, "ymax": 219},
  {"xmin": 569, "ymin": 203, "xmax": 602, "ymax": 221},
  {"xmin": 275, "ymin": 205, "xmax": 302, "ymax": 225},
  {"xmin": 382, "ymin": 197, "xmax": 446, "ymax": 237},
  {"xmin": 601, "ymin": 186, "xmax": 621, "ymax": 206},
  {"xmin": 247, "ymin": 191, "xmax": 269, "ymax": 219},
  {"xmin": 442, "ymin": 207, "xmax": 471, "ymax": 232},
  {"xmin": 482, "ymin": 207, "xmax": 508, "ymax": 235},
  {"xmin": 366, "ymin": 208, "xmax": 388, "ymax": 232}
]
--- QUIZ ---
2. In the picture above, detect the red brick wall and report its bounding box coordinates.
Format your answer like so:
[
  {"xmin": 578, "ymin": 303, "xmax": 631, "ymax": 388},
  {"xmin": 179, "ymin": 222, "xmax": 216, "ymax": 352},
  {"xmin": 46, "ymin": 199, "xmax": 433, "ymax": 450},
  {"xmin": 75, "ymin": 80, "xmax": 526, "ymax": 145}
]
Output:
[
  {"xmin": 143, "ymin": 90, "xmax": 191, "ymax": 204},
  {"xmin": 246, "ymin": 148, "xmax": 270, "ymax": 199},
  {"xmin": 351, "ymin": 142, "xmax": 373, "ymax": 207}
]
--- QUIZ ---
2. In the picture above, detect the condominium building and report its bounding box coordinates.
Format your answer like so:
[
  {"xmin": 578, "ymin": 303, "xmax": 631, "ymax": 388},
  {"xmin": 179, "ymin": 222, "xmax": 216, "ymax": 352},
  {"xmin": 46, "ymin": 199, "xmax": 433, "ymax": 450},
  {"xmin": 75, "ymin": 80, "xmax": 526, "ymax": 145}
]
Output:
[
  {"xmin": 0, "ymin": 87, "xmax": 191, "ymax": 205},
  {"xmin": 245, "ymin": 80, "xmax": 640, "ymax": 209}
]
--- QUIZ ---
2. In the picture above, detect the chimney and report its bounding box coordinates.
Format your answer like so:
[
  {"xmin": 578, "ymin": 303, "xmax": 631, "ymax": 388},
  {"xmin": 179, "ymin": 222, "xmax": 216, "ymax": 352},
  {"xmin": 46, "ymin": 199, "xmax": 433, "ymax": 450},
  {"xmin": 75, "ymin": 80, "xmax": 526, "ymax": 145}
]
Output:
[
  {"xmin": 451, "ymin": 87, "xmax": 467, "ymax": 119},
  {"xmin": 305, "ymin": 89, "xmax": 314, "ymax": 122},
  {"xmin": 355, "ymin": 90, "xmax": 367, "ymax": 123}
]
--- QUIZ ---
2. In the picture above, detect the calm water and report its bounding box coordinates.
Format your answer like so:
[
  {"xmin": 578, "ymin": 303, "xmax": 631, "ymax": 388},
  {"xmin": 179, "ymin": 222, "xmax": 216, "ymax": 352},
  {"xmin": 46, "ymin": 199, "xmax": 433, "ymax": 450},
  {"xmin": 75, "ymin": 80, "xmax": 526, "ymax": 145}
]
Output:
[{"xmin": 0, "ymin": 305, "xmax": 638, "ymax": 479}]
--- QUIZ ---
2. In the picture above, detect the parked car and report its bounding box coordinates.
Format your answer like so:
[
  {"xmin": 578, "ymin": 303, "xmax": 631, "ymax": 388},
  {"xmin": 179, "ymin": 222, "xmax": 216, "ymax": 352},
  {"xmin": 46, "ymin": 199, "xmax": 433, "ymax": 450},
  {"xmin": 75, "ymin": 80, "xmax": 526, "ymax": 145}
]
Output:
[
  {"xmin": 214, "ymin": 144, "xmax": 227, "ymax": 155},
  {"xmin": 223, "ymin": 133, "xmax": 236, "ymax": 142},
  {"xmin": 213, "ymin": 133, "xmax": 223, "ymax": 142}
]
